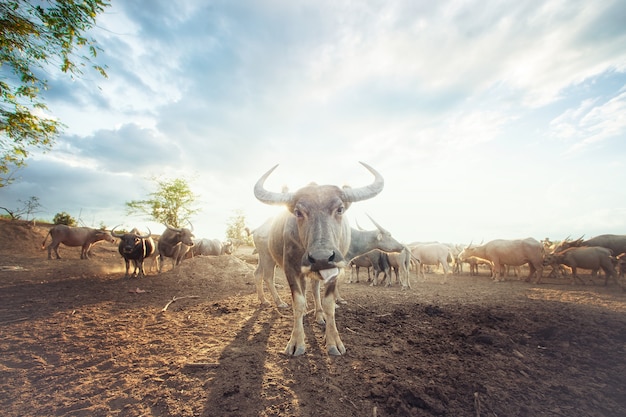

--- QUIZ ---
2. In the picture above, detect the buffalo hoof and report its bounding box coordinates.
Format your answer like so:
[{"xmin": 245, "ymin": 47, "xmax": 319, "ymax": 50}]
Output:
[
  {"xmin": 277, "ymin": 301, "xmax": 289, "ymax": 309},
  {"xmin": 327, "ymin": 345, "xmax": 345, "ymax": 356},
  {"xmin": 284, "ymin": 345, "xmax": 306, "ymax": 357}
]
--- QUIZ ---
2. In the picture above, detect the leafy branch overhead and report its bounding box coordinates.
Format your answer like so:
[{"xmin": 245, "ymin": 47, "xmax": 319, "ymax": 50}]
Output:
[
  {"xmin": 125, "ymin": 177, "xmax": 200, "ymax": 228},
  {"xmin": 0, "ymin": 0, "xmax": 110, "ymax": 186}
]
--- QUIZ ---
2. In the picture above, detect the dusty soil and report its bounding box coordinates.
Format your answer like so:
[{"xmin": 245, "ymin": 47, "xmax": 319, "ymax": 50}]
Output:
[{"xmin": 1, "ymin": 219, "xmax": 625, "ymax": 417}]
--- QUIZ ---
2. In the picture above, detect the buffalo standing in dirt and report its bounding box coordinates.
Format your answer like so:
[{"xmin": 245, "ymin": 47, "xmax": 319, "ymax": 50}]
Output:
[
  {"xmin": 543, "ymin": 246, "xmax": 618, "ymax": 286},
  {"xmin": 112, "ymin": 227, "xmax": 155, "ymax": 279},
  {"xmin": 253, "ymin": 162, "xmax": 384, "ymax": 356},
  {"xmin": 582, "ymin": 234, "xmax": 626, "ymax": 256},
  {"xmin": 158, "ymin": 224, "xmax": 195, "ymax": 272},
  {"xmin": 41, "ymin": 224, "xmax": 115, "ymax": 260},
  {"xmin": 459, "ymin": 238, "xmax": 544, "ymax": 283}
]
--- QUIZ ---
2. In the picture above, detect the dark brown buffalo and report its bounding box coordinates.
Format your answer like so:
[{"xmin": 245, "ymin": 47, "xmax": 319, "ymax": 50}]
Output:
[
  {"xmin": 543, "ymin": 246, "xmax": 618, "ymax": 286},
  {"xmin": 41, "ymin": 224, "xmax": 115, "ymax": 260},
  {"xmin": 582, "ymin": 234, "xmax": 626, "ymax": 256},
  {"xmin": 254, "ymin": 162, "xmax": 384, "ymax": 356},
  {"xmin": 112, "ymin": 227, "xmax": 155, "ymax": 279}
]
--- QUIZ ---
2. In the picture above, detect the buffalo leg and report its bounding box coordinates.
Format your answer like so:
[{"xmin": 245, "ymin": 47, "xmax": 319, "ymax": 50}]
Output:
[
  {"xmin": 137, "ymin": 260, "xmax": 146, "ymax": 278},
  {"xmin": 284, "ymin": 275, "xmax": 307, "ymax": 356},
  {"xmin": 255, "ymin": 259, "xmax": 288, "ymax": 308},
  {"xmin": 310, "ymin": 280, "xmax": 326, "ymax": 325},
  {"xmin": 124, "ymin": 259, "xmax": 131, "ymax": 278},
  {"xmin": 322, "ymin": 279, "xmax": 345, "ymax": 356}
]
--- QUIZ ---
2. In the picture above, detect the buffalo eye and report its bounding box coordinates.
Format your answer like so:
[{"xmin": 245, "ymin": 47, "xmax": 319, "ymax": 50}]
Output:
[
  {"xmin": 294, "ymin": 208, "xmax": 304, "ymax": 218},
  {"xmin": 336, "ymin": 206, "xmax": 345, "ymax": 215}
]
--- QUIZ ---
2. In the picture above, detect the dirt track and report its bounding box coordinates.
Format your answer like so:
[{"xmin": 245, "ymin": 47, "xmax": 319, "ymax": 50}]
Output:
[{"xmin": 1, "ymin": 220, "xmax": 625, "ymax": 416}]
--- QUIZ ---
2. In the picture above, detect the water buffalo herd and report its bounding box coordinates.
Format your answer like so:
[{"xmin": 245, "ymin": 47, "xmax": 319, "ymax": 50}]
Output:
[{"xmin": 40, "ymin": 163, "xmax": 626, "ymax": 358}]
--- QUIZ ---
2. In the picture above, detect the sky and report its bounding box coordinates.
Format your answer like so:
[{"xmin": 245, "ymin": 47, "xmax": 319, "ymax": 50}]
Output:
[{"xmin": 3, "ymin": 0, "xmax": 626, "ymax": 245}]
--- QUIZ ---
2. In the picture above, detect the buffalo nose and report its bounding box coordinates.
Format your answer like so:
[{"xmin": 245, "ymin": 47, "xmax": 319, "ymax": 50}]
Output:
[{"xmin": 307, "ymin": 250, "xmax": 336, "ymax": 265}]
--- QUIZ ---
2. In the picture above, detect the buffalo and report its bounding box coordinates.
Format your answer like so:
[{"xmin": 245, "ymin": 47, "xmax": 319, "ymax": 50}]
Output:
[
  {"xmin": 41, "ymin": 224, "xmax": 114, "ymax": 260},
  {"xmin": 460, "ymin": 238, "xmax": 544, "ymax": 283},
  {"xmin": 410, "ymin": 243, "xmax": 453, "ymax": 280},
  {"xmin": 253, "ymin": 162, "xmax": 384, "ymax": 356},
  {"xmin": 158, "ymin": 224, "xmax": 195, "ymax": 272},
  {"xmin": 189, "ymin": 238, "xmax": 233, "ymax": 257},
  {"xmin": 582, "ymin": 234, "xmax": 626, "ymax": 256},
  {"xmin": 543, "ymin": 246, "xmax": 618, "ymax": 286},
  {"xmin": 112, "ymin": 227, "xmax": 155, "ymax": 279}
]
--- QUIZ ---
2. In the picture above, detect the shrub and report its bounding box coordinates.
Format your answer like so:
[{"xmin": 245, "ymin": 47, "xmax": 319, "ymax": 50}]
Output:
[{"xmin": 53, "ymin": 212, "xmax": 77, "ymax": 226}]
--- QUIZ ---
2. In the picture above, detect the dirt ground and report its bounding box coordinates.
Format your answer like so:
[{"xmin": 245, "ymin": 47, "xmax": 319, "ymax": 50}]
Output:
[{"xmin": 1, "ymin": 220, "xmax": 625, "ymax": 417}]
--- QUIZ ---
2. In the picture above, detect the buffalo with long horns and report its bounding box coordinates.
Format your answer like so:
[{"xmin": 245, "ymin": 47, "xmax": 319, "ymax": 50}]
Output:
[{"xmin": 253, "ymin": 162, "xmax": 385, "ymax": 356}]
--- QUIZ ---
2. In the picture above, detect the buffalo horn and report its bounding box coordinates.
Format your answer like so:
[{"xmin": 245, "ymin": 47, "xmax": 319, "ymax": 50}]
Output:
[
  {"xmin": 165, "ymin": 223, "xmax": 182, "ymax": 232},
  {"xmin": 341, "ymin": 162, "xmax": 385, "ymax": 203},
  {"xmin": 110, "ymin": 225, "xmax": 125, "ymax": 238},
  {"xmin": 137, "ymin": 227, "xmax": 151, "ymax": 239},
  {"xmin": 253, "ymin": 162, "xmax": 384, "ymax": 206},
  {"xmin": 366, "ymin": 213, "xmax": 389, "ymax": 234},
  {"xmin": 253, "ymin": 165, "xmax": 294, "ymax": 206}
]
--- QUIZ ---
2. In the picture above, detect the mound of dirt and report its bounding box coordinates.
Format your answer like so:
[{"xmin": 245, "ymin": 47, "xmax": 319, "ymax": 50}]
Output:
[
  {"xmin": 0, "ymin": 219, "xmax": 50, "ymax": 253},
  {"xmin": 168, "ymin": 255, "xmax": 257, "ymax": 294}
]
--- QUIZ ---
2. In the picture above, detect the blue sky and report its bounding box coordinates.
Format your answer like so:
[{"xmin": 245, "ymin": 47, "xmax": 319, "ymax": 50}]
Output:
[{"xmin": 3, "ymin": 0, "xmax": 626, "ymax": 244}]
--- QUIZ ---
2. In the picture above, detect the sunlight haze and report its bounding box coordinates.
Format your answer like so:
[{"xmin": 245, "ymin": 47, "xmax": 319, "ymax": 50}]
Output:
[{"xmin": 3, "ymin": 0, "xmax": 626, "ymax": 245}]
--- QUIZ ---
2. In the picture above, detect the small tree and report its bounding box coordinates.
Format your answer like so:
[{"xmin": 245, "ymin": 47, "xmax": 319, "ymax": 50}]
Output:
[
  {"xmin": 19, "ymin": 195, "xmax": 41, "ymax": 221},
  {"xmin": 225, "ymin": 209, "xmax": 253, "ymax": 245},
  {"xmin": 53, "ymin": 211, "xmax": 76, "ymax": 226},
  {"xmin": 126, "ymin": 177, "xmax": 199, "ymax": 228},
  {"xmin": 0, "ymin": 195, "xmax": 41, "ymax": 220}
]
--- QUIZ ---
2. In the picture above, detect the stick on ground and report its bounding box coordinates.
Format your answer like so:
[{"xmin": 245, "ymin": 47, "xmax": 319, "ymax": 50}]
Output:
[{"xmin": 161, "ymin": 295, "xmax": 200, "ymax": 312}]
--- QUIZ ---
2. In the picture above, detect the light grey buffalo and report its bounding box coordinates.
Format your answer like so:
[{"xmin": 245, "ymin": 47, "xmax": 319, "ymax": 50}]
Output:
[
  {"xmin": 41, "ymin": 224, "xmax": 115, "ymax": 259},
  {"xmin": 460, "ymin": 238, "xmax": 544, "ymax": 283},
  {"xmin": 157, "ymin": 224, "xmax": 195, "ymax": 272},
  {"xmin": 385, "ymin": 246, "xmax": 413, "ymax": 289},
  {"xmin": 253, "ymin": 215, "xmax": 403, "ymax": 308},
  {"xmin": 462, "ymin": 255, "xmax": 494, "ymax": 276},
  {"xmin": 410, "ymin": 243, "xmax": 452, "ymax": 280},
  {"xmin": 543, "ymin": 246, "xmax": 619, "ymax": 286},
  {"xmin": 189, "ymin": 238, "xmax": 233, "ymax": 256},
  {"xmin": 349, "ymin": 250, "xmax": 379, "ymax": 284},
  {"xmin": 346, "ymin": 215, "xmax": 405, "ymax": 287},
  {"xmin": 253, "ymin": 162, "xmax": 384, "ymax": 356},
  {"xmin": 349, "ymin": 250, "xmax": 391, "ymax": 286}
]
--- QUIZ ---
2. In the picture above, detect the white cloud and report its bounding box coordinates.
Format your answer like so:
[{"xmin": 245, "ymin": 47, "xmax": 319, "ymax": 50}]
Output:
[
  {"xmin": 5, "ymin": 0, "xmax": 626, "ymax": 244},
  {"xmin": 550, "ymin": 88, "xmax": 626, "ymax": 151}
]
